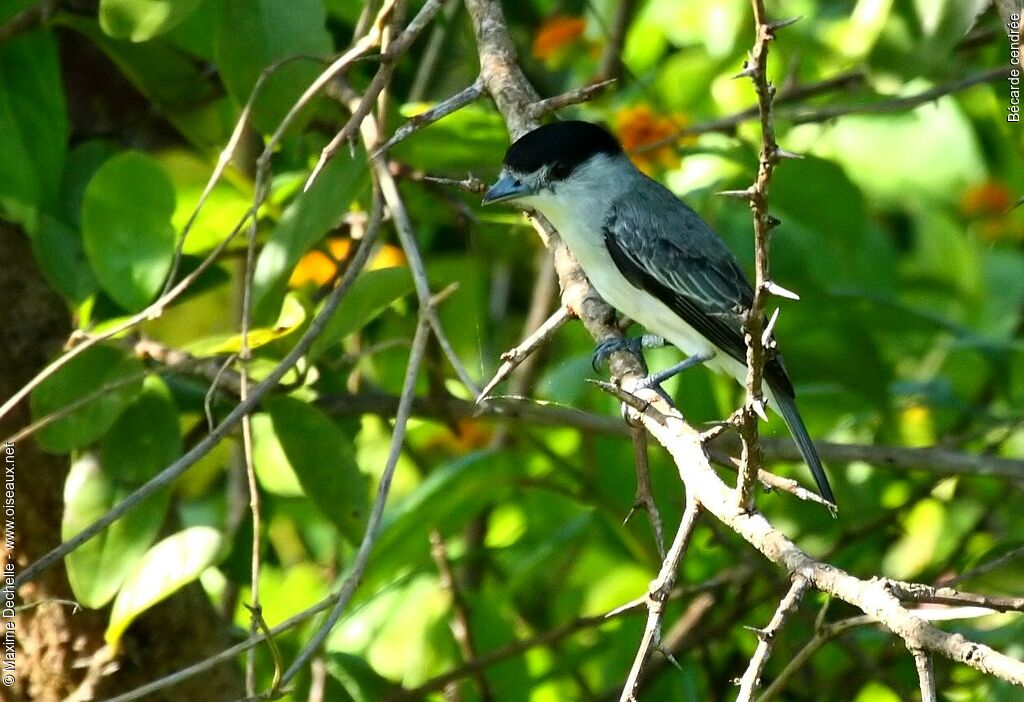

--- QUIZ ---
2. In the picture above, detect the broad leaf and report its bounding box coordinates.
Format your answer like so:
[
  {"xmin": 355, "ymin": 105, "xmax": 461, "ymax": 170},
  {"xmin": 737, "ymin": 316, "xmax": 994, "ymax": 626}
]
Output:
[
  {"xmin": 262, "ymin": 396, "xmax": 369, "ymax": 544},
  {"xmin": 31, "ymin": 345, "xmax": 144, "ymax": 453},
  {"xmin": 106, "ymin": 526, "xmax": 224, "ymax": 646},
  {"xmin": 215, "ymin": 0, "xmax": 332, "ymax": 134},
  {"xmin": 310, "ymin": 267, "xmax": 415, "ymax": 358},
  {"xmin": 82, "ymin": 151, "xmax": 177, "ymax": 311}
]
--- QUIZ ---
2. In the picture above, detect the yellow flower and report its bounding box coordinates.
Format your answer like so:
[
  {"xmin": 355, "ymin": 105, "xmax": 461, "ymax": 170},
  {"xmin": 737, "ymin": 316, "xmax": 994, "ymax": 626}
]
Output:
[{"xmin": 289, "ymin": 239, "xmax": 406, "ymax": 288}]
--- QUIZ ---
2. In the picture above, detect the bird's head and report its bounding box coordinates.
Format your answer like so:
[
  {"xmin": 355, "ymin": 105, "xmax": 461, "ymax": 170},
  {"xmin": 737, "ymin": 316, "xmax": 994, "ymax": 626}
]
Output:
[{"xmin": 482, "ymin": 120, "xmax": 627, "ymax": 211}]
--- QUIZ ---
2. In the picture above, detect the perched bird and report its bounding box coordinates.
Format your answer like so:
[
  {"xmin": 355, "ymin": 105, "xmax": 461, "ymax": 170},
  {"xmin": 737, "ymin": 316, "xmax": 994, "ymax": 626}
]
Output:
[{"xmin": 482, "ymin": 120, "xmax": 835, "ymax": 505}]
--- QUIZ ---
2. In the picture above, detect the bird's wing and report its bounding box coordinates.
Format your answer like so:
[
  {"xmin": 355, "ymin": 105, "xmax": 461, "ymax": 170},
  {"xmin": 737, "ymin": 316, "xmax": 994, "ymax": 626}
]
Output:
[{"xmin": 601, "ymin": 187, "xmax": 794, "ymax": 396}]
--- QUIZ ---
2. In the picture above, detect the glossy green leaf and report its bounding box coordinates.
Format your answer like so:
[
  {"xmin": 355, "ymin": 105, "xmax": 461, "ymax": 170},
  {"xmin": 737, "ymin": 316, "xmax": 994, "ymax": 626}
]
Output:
[
  {"xmin": 0, "ymin": 22, "xmax": 68, "ymax": 223},
  {"xmin": 32, "ymin": 213, "xmax": 97, "ymax": 306},
  {"xmin": 31, "ymin": 345, "xmax": 145, "ymax": 453},
  {"xmin": 105, "ymin": 526, "xmax": 224, "ymax": 646},
  {"xmin": 215, "ymin": 0, "xmax": 332, "ymax": 134},
  {"xmin": 62, "ymin": 377, "xmax": 179, "ymax": 607},
  {"xmin": 264, "ymin": 396, "xmax": 369, "ymax": 544},
  {"xmin": 251, "ymin": 153, "xmax": 368, "ymax": 324},
  {"xmin": 310, "ymin": 267, "xmax": 415, "ymax": 358},
  {"xmin": 82, "ymin": 151, "xmax": 177, "ymax": 311},
  {"xmin": 100, "ymin": 0, "xmax": 208, "ymax": 42}
]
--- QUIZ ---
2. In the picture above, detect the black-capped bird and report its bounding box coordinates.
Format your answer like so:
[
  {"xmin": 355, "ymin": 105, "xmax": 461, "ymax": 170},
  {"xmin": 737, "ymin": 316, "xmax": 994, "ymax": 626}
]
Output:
[{"xmin": 483, "ymin": 120, "xmax": 835, "ymax": 505}]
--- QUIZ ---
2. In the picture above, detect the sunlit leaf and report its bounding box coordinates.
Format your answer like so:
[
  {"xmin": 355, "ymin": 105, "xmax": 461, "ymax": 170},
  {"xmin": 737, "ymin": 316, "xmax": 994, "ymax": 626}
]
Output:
[
  {"xmin": 100, "ymin": 0, "xmax": 208, "ymax": 42},
  {"xmin": 63, "ymin": 377, "xmax": 179, "ymax": 607},
  {"xmin": 106, "ymin": 526, "xmax": 224, "ymax": 646}
]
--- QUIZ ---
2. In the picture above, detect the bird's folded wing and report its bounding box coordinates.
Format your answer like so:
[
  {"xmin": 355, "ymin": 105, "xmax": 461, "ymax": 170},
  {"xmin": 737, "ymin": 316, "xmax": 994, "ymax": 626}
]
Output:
[{"xmin": 601, "ymin": 194, "xmax": 794, "ymax": 397}]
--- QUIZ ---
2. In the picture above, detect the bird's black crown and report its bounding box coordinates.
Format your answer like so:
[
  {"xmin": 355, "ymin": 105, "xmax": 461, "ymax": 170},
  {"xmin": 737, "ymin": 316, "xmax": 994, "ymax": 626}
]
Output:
[{"xmin": 503, "ymin": 120, "xmax": 622, "ymax": 180}]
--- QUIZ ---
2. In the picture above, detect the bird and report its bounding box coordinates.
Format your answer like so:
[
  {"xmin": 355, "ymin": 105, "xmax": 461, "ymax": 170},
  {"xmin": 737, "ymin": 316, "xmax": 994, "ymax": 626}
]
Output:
[{"xmin": 482, "ymin": 120, "xmax": 835, "ymax": 506}]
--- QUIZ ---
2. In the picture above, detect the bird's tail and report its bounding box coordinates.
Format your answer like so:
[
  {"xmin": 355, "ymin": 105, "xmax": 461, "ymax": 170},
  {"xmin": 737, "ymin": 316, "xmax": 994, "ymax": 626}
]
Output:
[{"xmin": 767, "ymin": 386, "xmax": 836, "ymax": 507}]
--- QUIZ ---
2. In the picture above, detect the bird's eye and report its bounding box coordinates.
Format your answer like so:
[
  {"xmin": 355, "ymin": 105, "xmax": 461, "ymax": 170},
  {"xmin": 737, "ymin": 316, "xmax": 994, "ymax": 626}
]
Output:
[
  {"xmin": 513, "ymin": 178, "xmax": 522, "ymax": 187},
  {"xmin": 550, "ymin": 162, "xmax": 571, "ymax": 180}
]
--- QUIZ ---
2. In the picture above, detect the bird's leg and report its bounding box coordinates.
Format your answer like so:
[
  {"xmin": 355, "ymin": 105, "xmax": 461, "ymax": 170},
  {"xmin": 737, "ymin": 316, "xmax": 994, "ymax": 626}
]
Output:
[
  {"xmin": 638, "ymin": 351, "xmax": 714, "ymax": 390},
  {"xmin": 592, "ymin": 334, "xmax": 666, "ymax": 371}
]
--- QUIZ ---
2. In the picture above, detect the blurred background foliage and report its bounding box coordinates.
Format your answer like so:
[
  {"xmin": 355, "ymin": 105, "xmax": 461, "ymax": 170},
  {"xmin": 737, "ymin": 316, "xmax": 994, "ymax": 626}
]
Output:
[{"xmin": 2, "ymin": 0, "xmax": 1024, "ymax": 699}]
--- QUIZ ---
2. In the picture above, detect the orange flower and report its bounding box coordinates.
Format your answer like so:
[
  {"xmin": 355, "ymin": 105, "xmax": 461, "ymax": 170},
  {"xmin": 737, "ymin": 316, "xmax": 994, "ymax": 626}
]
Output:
[
  {"xmin": 614, "ymin": 105, "xmax": 687, "ymax": 174},
  {"xmin": 959, "ymin": 181, "xmax": 1022, "ymax": 242},
  {"xmin": 289, "ymin": 238, "xmax": 406, "ymax": 288},
  {"xmin": 960, "ymin": 181, "xmax": 1012, "ymax": 218},
  {"xmin": 532, "ymin": 15, "xmax": 586, "ymax": 61}
]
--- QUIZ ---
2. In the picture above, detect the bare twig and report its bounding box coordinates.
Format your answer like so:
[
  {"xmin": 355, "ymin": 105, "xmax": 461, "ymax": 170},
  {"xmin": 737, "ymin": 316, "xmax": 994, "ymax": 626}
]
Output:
[
  {"xmin": 595, "ymin": 0, "xmax": 636, "ymax": 81},
  {"xmin": 628, "ymin": 426, "xmax": 666, "ymax": 559},
  {"xmin": 736, "ymin": 0, "xmax": 791, "ymax": 508},
  {"xmin": 279, "ymin": 313, "xmax": 432, "ymax": 686},
  {"xmin": 943, "ymin": 544, "xmax": 1024, "ymax": 587},
  {"xmin": 601, "ymin": 382, "xmax": 1024, "ymax": 689},
  {"xmin": 887, "ymin": 580, "xmax": 1024, "ymax": 614},
  {"xmin": 430, "ymin": 530, "xmax": 492, "ymax": 701},
  {"xmin": 736, "ymin": 576, "xmax": 808, "ymax": 701},
  {"xmin": 913, "ymin": 648, "xmax": 938, "ymax": 702},
  {"xmin": 618, "ymin": 498, "xmax": 701, "ymax": 701},
  {"xmin": 15, "ymin": 197, "xmax": 383, "ymax": 588},
  {"xmin": 305, "ymin": 0, "xmax": 448, "ymax": 190},
  {"xmin": 787, "ymin": 66, "xmax": 1011, "ymax": 124},
  {"xmin": 476, "ymin": 306, "xmax": 570, "ymax": 401},
  {"xmin": 758, "ymin": 613, "xmax": 875, "ymax": 701},
  {"xmin": 529, "ymin": 78, "xmax": 617, "ymax": 118},
  {"xmin": 375, "ymin": 77, "xmax": 486, "ymax": 155}
]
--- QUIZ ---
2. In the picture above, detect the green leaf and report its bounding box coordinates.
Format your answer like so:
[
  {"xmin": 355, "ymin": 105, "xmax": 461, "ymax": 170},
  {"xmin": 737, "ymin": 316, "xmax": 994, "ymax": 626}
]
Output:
[
  {"xmin": 215, "ymin": 0, "xmax": 332, "ymax": 134},
  {"xmin": 32, "ymin": 213, "xmax": 97, "ymax": 306},
  {"xmin": 31, "ymin": 345, "xmax": 145, "ymax": 453},
  {"xmin": 100, "ymin": 0, "xmax": 208, "ymax": 42},
  {"xmin": 54, "ymin": 15, "xmax": 231, "ymax": 149},
  {"xmin": 0, "ymin": 22, "xmax": 68, "ymax": 223},
  {"xmin": 105, "ymin": 526, "xmax": 224, "ymax": 647},
  {"xmin": 63, "ymin": 378, "xmax": 179, "ymax": 607},
  {"xmin": 310, "ymin": 267, "xmax": 415, "ymax": 358},
  {"xmin": 263, "ymin": 396, "xmax": 369, "ymax": 544},
  {"xmin": 252, "ymin": 153, "xmax": 368, "ymax": 324},
  {"xmin": 323, "ymin": 653, "xmax": 394, "ymax": 702},
  {"xmin": 82, "ymin": 151, "xmax": 177, "ymax": 311},
  {"xmin": 185, "ymin": 292, "xmax": 307, "ymax": 356}
]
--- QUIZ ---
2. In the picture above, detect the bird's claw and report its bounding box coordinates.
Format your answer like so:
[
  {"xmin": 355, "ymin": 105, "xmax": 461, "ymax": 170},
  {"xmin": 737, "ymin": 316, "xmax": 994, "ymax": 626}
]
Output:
[{"xmin": 591, "ymin": 336, "xmax": 643, "ymax": 372}]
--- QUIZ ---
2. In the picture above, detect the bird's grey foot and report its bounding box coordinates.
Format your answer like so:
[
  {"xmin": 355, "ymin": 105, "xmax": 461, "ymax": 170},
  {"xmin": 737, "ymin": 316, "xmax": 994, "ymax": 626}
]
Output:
[
  {"xmin": 592, "ymin": 334, "xmax": 666, "ymax": 372},
  {"xmin": 638, "ymin": 352, "xmax": 714, "ymax": 390}
]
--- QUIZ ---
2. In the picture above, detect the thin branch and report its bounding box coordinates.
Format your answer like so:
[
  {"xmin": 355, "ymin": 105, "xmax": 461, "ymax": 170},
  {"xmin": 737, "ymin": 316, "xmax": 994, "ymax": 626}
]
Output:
[
  {"xmin": 15, "ymin": 198, "xmax": 383, "ymax": 588},
  {"xmin": 758, "ymin": 614, "xmax": 875, "ymax": 701},
  {"xmin": 305, "ymin": 0, "xmax": 448, "ymax": 190},
  {"xmin": 886, "ymin": 580, "xmax": 1024, "ymax": 614},
  {"xmin": 913, "ymin": 648, "xmax": 938, "ymax": 702},
  {"xmin": 279, "ymin": 313, "xmax": 432, "ymax": 687},
  {"xmin": 477, "ymin": 306, "xmax": 570, "ymax": 401},
  {"xmin": 529, "ymin": 78, "xmax": 617, "ymax": 118},
  {"xmin": 618, "ymin": 498, "xmax": 702, "ymax": 702},
  {"xmin": 375, "ymin": 77, "xmax": 486, "ymax": 155},
  {"xmin": 736, "ymin": 1, "xmax": 791, "ymax": 509},
  {"xmin": 787, "ymin": 66, "xmax": 1011, "ymax": 124},
  {"xmin": 601, "ymin": 382, "xmax": 1024, "ymax": 689},
  {"xmin": 595, "ymin": 0, "xmax": 636, "ymax": 81},
  {"xmin": 736, "ymin": 576, "xmax": 809, "ymax": 701},
  {"xmin": 310, "ymin": 390, "xmax": 1024, "ymax": 481},
  {"xmin": 943, "ymin": 544, "xmax": 1024, "ymax": 587},
  {"xmin": 628, "ymin": 426, "xmax": 666, "ymax": 559},
  {"xmin": 430, "ymin": 530, "xmax": 493, "ymax": 701}
]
